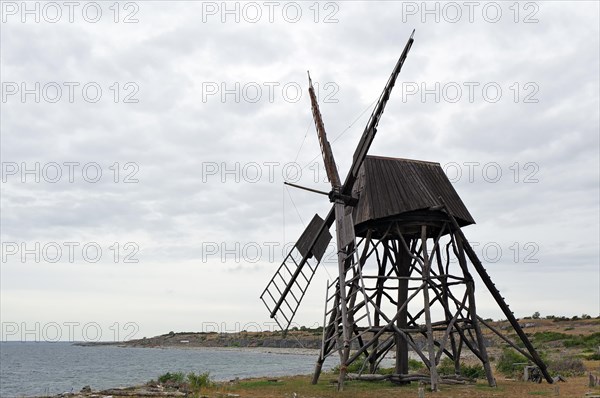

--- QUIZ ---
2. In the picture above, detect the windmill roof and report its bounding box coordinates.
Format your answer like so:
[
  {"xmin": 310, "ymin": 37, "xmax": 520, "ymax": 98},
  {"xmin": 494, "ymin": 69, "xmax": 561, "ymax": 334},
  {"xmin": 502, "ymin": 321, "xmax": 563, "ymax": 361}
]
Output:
[{"xmin": 352, "ymin": 155, "xmax": 475, "ymax": 232}]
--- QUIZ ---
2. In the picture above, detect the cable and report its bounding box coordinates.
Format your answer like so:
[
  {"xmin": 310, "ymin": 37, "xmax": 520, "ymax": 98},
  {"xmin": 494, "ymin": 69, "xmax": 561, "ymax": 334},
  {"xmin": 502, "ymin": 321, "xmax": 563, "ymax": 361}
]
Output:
[
  {"xmin": 293, "ymin": 119, "xmax": 313, "ymax": 164},
  {"xmin": 285, "ymin": 185, "xmax": 305, "ymax": 228}
]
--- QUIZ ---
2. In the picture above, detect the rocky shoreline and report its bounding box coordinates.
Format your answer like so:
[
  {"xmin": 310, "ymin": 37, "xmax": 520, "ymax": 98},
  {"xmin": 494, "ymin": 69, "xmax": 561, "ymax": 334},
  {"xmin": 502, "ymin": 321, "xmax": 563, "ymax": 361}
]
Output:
[{"xmin": 38, "ymin": 384, "xmax": 197, "ymax": 398}]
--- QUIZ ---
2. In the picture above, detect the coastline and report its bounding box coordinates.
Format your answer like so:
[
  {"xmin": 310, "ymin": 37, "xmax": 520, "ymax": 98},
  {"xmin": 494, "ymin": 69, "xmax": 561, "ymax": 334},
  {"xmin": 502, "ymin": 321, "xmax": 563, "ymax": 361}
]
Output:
[
  {"xmin": 73, "ymin": 329, "xmax": 325, "ymax": 351},
  {"xmin": 83, "ymin": 344, "xmax": 324, "ymax": 356}
]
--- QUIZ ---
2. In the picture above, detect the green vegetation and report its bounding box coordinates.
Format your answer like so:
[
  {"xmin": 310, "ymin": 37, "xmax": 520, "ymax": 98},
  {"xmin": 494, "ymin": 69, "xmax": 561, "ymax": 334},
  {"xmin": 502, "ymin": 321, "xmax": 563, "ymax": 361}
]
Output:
[
  {"xmin": 377, "ymin": 358, "xmax": 424, "ymax": 375},
  {"xmin": 236, "ymin": 379, "xmax": 284, "ymax": 389},
  {"xmin": 409, "ymin": 358, "xmax": 425, "ymax": 371},
  {"xmin": 157, "ymin": 371, "xmax": 185, "ymax": 384},
  {"xmin": 436, "ymin": 358, "xmax": 457, "ymax": 375},
  {"xmin": 332, "ymin": 356, "xmax": 369, "ymax": 373},
  {"xmin": 530, "ymin": 331, "xmax": 570, "ymax": 343},
  {"xmin": 563, "ymin": 332, "xmax": 600, "ymax": 349},
  {"xmin": 333, "ymin": 356, "xmax": 426, "ymax": 375},
  {"xmin": 528, "ymin": 331, "xmax": 600, "ymax": 350},
  {"xmin": 495, "ymin": 347, "xmax": 586, "ymax": 378},
  {"xmin": 153, "ymin": 371, "xmax": 213, "ymax": 397},
  {"xmin": 187, "ymin": 371, "xmax": 213, "ymax": 397},
  {"xmin": 496, "ymin": 349, "xmax": 529, "ymax": 377},
  {"xmin": 437, "ymin": 358, "xmax": 486, "ymax": 379}
]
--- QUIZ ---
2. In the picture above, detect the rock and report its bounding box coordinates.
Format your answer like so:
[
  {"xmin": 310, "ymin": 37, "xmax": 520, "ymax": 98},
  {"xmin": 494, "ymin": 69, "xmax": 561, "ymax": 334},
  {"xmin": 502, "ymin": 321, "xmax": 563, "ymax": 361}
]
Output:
[
  {"xmin": 81, "ymin": 386, "xmax": 92, "ymax": 393},
  {"xmin": 518, "ymin": 322, "xmax": 536, "ymax": 328}
]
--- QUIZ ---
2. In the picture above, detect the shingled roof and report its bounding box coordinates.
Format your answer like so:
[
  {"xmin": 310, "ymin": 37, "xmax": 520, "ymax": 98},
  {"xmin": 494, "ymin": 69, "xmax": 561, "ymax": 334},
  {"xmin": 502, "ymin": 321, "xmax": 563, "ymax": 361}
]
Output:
[{"xmin": 352, "ymin": 156, "xmax": 475, "ymax": 233}]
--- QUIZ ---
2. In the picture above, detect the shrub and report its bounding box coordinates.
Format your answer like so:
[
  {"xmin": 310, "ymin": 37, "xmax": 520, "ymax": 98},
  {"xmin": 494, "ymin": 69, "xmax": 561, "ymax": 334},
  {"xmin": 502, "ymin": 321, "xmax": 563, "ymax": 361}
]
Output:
[
  {"xmin": 377, "ymin": 358, "xmax": 424, "ymax": 375},
  {"xmin": 437, "ymin": 358, "xmax": 485, "ymax": 379},
  {"xmin": 531, "ymin": 331, "xmax": 570, "ymax": 343},
  {"xmin": 187, "ymin": 372, "xmax": 212, "ymax": 396},
  {"xmin": 587, "ymin": 353, "xmax": 600, "ymax": 360},
  {"xmin": 158, "ymin": 372, "xmax": 186, "ymax": 386},
  {"xmin": 563, "ymin": 332, "xmax": 600, "ymax": 349},
  {"xmin": 547, "ymin": 356, "xmax": 585, "ymax": 376},
  {"xmin": 437, "ymin": 358, "xmax": 455, "ymax": 375},
  {"xmin": 332, "ymin": 357, "xmax": 369, "ymax": 374},
  {"xmin": 409, "ymin": 358, "xmax": 424, "ymax": 371},
  {"xmin": 334, "ymin": 356, "xmax": 420, "ymax": 375},
  {"xmin": 461, "ymin": 364, "xmax": 486, "ymax": 379},
  {"xmin": 496, "ymin": 349, "xmax": 529, "ymax": 377}
]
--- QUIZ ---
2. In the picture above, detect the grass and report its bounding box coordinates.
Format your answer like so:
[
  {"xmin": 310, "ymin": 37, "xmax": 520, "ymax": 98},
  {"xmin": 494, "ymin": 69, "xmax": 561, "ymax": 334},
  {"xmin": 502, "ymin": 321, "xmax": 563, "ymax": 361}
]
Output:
[
  {"xmin": 176, "ymin": 373, "xmax": 599, "ymax": 398},
  {"xmin": 563, "ymin": 332, "xmax": 600, "ymax": 349},
  {"xmin": 530, "ymin": 331, "xmax": 570, "ymax": 343},
  {"xmin": 475, "ymin": 383, "xmax": 505, "ymax": 391},
  {"xmin": 237, "ymin": 379, "xmax": 284, "ymax": 388},
  {"xmin": 528, "ymin": 331, "xmax": 600, "ymax": 349}
]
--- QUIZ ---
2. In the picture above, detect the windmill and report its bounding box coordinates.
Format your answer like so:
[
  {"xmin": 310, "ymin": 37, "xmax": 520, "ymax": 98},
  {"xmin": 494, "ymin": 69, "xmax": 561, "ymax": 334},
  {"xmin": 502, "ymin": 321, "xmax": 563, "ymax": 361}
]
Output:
[{"xmin": 260, "ymin": 30, "xmax": 552, "ymax": 390}]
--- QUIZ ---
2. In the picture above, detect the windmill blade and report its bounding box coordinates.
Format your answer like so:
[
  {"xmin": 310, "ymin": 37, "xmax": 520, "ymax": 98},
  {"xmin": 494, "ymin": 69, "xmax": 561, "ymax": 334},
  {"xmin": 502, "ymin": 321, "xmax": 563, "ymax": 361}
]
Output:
[
  {"xmin": 308, "ymin": 72, "xmax": 342, "ymax": 188},
  {"xmin": 342, "ymin": 30, "xmax": 415, "ymax": 195},
  {"xmin": 260, "ymin": 213, "xmax": 333, "ymax": 330}
]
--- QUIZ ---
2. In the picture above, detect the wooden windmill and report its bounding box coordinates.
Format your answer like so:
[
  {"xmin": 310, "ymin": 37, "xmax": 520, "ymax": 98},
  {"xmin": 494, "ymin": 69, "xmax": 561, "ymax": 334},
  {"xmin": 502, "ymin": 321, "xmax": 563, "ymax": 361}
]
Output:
[{"xmin": 260, "ymin": 31, "xmax": 552, "ymax": 390}]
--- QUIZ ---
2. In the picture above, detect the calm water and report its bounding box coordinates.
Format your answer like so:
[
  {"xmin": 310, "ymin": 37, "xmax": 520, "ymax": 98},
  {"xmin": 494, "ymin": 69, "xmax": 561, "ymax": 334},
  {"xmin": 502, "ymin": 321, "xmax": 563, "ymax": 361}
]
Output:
[{"xmin": 0, "ymin": 342, "xmax": 335, "ymax": 397}]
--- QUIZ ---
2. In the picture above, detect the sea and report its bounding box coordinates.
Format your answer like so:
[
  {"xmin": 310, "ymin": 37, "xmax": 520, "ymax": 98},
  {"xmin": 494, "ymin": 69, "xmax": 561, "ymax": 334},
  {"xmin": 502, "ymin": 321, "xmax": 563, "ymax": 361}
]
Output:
[{"xmin": 0, "ymin": 342, "xmax": 337, "ymax": 397}]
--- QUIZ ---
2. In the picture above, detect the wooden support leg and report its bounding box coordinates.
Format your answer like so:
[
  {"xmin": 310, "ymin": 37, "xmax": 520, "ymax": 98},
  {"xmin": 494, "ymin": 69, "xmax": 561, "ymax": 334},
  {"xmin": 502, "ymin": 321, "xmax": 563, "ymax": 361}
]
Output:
[
  {"xmin": 421, "ymin": 226, "xmax": 439, "ymax": 391},
  {"xmin": 371, "ymin": 239, "xmax": 386, "ymax": 374},
  {"xmin": 312, "ymin": 359, "xmax": 324, "ymax": 385},
  {"xmin": 454, "ymin": 232, "xmax": 495, "ymax": 387},
  {"xmin": 395, "ymin": 239, "xmax": 411, "ymax": 379}
]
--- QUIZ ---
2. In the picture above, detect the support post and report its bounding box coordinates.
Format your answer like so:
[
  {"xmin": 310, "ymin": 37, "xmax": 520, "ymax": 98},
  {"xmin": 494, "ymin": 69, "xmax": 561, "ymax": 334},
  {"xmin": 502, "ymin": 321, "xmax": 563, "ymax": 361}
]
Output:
[
  {"xmin": 370, "ymin": 236, "xmax": 386, "ymax": 373},
  {"xmin": 454, "ymin": 232, "xmax": 496, "ymax": 386},
  {"xmin": 421, "ymin": 226, "xmax": 439, "ymax": 391},
  {"xmin": 395, "ymin": 238, "xmax": 411, "ymax": 378}
]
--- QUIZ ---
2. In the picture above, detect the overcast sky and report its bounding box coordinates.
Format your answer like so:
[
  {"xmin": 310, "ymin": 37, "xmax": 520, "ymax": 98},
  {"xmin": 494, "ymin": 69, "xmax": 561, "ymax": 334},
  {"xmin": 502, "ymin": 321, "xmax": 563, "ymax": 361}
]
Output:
[{"xmin": 1, "ymin": 1, "xmax": 598, "ymax": 342}]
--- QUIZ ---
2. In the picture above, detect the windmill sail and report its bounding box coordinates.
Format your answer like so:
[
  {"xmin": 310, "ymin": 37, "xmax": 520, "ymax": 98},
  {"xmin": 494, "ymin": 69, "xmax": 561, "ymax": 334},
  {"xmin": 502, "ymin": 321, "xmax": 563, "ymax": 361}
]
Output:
[
  {"xmin": 344, "ymin": 29, "xmax": 415, "ymax": 195},
  {"xmin": 260, "ymin": 214, "xmax": 332, "ymax": 330}
]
